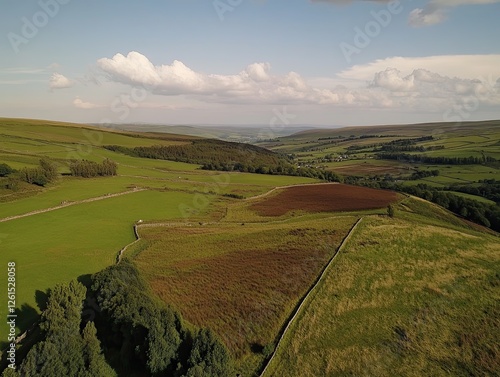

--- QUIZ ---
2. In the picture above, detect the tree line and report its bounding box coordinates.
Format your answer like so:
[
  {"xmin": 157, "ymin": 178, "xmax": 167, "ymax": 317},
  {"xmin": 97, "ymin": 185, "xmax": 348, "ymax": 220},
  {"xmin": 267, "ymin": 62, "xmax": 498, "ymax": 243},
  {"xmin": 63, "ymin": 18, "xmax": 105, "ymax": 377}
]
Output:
[
  {"xmin": 1, "ymin": 158, "xmax": 118, "ymax": 190},
  {"xmin": 448, "ymin": 181, "xmax": 500, "ymax": 204},
  {"xmin": 105, "ymin": 141, "xmax": 342, "ymax": 182},
  {"xmin": 376, "ymin": 153, "xmax": 496, "ymax": 165},
  {"xmin": 69, "ymin": 159, "xmax": 118, "ymax": 178},
  {"xmin": 2, "ymin": 260, "xmax": 234, "ymax": 377},
  {"xmin": 344, "ymin": 175, "xmax": 500, "ymax": 231}
]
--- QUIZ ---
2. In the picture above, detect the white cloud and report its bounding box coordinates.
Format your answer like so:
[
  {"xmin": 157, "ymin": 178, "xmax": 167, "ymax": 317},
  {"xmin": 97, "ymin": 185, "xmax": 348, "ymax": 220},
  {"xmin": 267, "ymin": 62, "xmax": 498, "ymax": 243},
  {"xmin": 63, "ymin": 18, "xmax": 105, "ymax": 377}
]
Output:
[
  {"xmin": 73, "ymin": 97, "xmax": 102, "ymax": 109},
  {"xmin": 49, "ymin": 73, "xmax": 74, "ymax": 90},
  {"xmin": 97, "ymin": 51, "xmax": 354, "ymax": 105},
  {"xmin": 408, "ymin": 7, "xmax": 446, "ymax": 27},
  {"xmin": 95, "ymin": 52, "xmax": 500, "ymax": 114},
  {"xmin": 408, "ymin": 0, "xmax": 500, "ymax": 27},
  {"xmin": 339, "ymin": 55, "xmax": 500, "ymax": 81}
]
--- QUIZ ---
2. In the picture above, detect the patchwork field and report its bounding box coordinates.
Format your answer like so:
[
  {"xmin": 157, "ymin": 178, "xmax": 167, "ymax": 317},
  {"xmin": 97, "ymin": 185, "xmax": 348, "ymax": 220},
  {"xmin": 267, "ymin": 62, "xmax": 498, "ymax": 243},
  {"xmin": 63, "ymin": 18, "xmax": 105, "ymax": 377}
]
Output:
[
  {"xmin": 258, "ymin": 120, "xmax": 500, "ymax": 192},
  {"xmin": 0, "ymin": 118, "xmax": 319, "ymax": 344},
  {"xmin": 1, "ymin": 118, "xmax": 499, "ymax": 377}
]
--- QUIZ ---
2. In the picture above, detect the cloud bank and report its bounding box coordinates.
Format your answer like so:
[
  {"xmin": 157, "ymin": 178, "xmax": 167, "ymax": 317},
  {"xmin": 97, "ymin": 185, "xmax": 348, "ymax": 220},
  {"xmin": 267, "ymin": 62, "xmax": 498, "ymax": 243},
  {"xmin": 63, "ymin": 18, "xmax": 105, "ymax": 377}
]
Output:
[{"xmin": 95, "ymin": 52, "xmax": 500, "ymax": 113}]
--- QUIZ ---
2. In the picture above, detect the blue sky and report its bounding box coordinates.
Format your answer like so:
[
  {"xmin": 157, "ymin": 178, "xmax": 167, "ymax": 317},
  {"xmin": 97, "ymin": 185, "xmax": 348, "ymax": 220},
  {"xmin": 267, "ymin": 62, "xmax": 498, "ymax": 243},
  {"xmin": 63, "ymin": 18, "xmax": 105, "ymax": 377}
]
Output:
[{"xmin": 1, "ymin": 0, "xmax": 500, "ymax": 126}]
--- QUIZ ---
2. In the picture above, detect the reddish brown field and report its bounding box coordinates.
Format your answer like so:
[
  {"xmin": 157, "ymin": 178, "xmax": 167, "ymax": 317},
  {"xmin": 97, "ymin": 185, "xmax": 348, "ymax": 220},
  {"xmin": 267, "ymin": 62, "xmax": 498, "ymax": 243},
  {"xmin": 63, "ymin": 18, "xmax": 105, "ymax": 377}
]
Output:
[
  {"xmin": 133, "ymin": 217, "xmax": 357, "ymax": 359},
  {"xmin": 251, "ymin": 183, "xmax": 398, "ymax": 216}
]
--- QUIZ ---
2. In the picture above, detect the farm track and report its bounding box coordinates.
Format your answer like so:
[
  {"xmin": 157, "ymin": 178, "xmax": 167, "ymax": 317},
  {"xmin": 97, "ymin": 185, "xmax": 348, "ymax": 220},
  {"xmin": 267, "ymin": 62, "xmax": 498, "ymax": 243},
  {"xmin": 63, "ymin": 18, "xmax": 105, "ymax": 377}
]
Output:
[
  {"xmin": 259, "ymin": 217, "xmax": 364, "ymax": 377},
  {"xmin": 0, "ymin": 188, "xmax": 146, "ymax": 223}
]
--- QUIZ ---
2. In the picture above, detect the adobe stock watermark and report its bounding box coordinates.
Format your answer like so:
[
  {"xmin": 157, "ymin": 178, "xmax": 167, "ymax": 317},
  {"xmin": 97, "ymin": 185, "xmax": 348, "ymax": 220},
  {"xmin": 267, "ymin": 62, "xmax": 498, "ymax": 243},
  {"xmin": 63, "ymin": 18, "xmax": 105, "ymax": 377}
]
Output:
[
  {"xmin": 213, "ymin": 0, "xmax": 243, "ymax": 21},
  {"xmin": 65, "ymin": 78, "xmax": 151, "ymax": 161},
  {"xmin": 443, "ymin": 75, "xmax": 498, "ymax": 126},
  {"xmin": 257, "ymin": 106, "xmax": 297, "ymax": 141},
  {"xmin": 7, "ymin": 0, "xmax": 72, "ymax": 54},
  {"xmin": 432, "ymin": 75, "xmax": 499, "ymax": 139},
  {"xmin": 339, "ymin": 0, "xmax": 404, "ymax": 64}
]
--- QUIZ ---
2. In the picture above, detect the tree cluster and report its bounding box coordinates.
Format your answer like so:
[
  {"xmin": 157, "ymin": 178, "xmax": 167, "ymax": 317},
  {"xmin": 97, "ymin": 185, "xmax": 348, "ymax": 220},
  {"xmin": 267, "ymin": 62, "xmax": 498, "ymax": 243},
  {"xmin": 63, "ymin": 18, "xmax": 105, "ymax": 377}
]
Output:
[
  {"xmin": 0, "ymin": 163, "xmax": 14, "ymax": 177},
  {"xmin": 8, "ymin": 281, "xmax": 115, "ymax": 377},
  {"xmin": 19, "ymin": 158, "xmax": 58, "ymax": 186},
  {"xmin": 69, "ymin": 159, "xmax": 117, "ymax": 178},
  {"xmin": 3, "ymin": 260, "xmax": 234, "ymax": 377},
  {"xmin": 344, "ymin": 175, "xmax": 500, "ymax": 232},
  {"xmin": 410, "ymin": 169, "xmax": 440, "ymax": 180},
  {"xmin": 448, "ymin": 181, "xmax": 500, "ymax": 204},
  {"xmin": 91, "ymin": 260, "xmax": 234, "ymax": 376}
]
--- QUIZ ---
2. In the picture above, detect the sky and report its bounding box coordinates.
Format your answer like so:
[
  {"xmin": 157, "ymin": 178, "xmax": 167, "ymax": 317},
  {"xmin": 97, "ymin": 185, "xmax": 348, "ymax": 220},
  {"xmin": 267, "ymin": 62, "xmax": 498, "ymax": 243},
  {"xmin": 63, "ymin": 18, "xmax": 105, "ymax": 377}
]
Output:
[{"xmin": 1, "ymin": 0, "xmax": 500, "ymax": 127}]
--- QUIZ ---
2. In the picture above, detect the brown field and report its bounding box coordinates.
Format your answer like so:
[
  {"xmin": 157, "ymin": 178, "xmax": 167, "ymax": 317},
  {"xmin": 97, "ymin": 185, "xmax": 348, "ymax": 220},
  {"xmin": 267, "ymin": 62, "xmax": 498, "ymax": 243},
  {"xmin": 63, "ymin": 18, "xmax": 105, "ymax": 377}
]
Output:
[
  {"xmin": 133, "ymin": 217, "xmax": 356, "ymax": 363},
  {"xmin": 251, "ymin": 183, "xmax": 398, "ymax": 216}
]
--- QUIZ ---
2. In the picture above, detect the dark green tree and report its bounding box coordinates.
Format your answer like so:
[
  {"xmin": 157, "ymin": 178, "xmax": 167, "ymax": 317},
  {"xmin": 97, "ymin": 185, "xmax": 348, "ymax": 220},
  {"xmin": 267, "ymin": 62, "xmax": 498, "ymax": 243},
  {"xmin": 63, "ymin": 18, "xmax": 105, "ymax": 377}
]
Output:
[
  {"xmin": 387, "ymin": 204, "xmax": 395, "ymax": 218},
  {"xmin": 0, "ymin": 163, "xmax": 14, "ymax": 177},
  {"xmin": 81, "ymin": 322, "xmax": 116, "ymax": 377},
  {"xmin": 19, "ymin": 281, "xmax": 115, "ymax": 377},
  {"xmin": 185, "ymin": 328, "xmax": 233, "ymax": 377}
]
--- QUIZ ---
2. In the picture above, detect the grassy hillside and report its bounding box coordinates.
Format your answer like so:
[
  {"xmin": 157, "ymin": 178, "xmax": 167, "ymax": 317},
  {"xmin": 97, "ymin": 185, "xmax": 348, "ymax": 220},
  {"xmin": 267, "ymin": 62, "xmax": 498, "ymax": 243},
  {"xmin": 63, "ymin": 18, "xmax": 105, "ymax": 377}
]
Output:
[
  {"xmin": 0, "ymin": 118, "xmax": 318, "ymax": 345},
  {"xmin": 1, "ymin": 118, "xmax": 498, "ymax": 377},
  {"xmin": 264, "ymin": 198, "xmax": 500, "ymax": 377}
]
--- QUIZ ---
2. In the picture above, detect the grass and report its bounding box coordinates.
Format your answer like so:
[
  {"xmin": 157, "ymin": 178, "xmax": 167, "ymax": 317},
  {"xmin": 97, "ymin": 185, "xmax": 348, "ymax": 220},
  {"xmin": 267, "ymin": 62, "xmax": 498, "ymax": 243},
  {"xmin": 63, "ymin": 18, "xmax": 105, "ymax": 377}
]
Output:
[
  {"xmin": 2, "ymin": 118, "xmax": 499, "ymax": 377},
  {"xmin": 0, "ymin": 189, "xmax": 213, "ymax": 342},
  {"xmin": 263, "ymin": 200, "xmax": 500, "ymax": 376},
  {"xmin": 262, "ymin": 120, "xmax": 500, "ymax": 189},
  {"xmin": 132, "ymin": 216, "xmax": 358, "ymax": 375},
  {"xmin": 447, "ymin": 191, "xmax": 496, "ymax": 205},
  {"xmin": 0, "ymin": 118, "xmax": 320, "ymax": 348}
]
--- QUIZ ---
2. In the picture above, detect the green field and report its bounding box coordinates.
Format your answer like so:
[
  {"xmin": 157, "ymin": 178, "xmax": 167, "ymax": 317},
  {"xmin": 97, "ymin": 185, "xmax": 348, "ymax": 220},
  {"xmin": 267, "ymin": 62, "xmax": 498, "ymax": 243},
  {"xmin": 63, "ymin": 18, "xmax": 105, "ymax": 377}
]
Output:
[
  {"xmin": 258, "ymin": 121, "xmax": 500, "ymax": 187},
  {"xmin": 0, "ymin": 118, "xmax": 317, "ymax": 346},
  {"xmin": 1, "ymin": 118, "xmax": 499, "ymax": 376}
]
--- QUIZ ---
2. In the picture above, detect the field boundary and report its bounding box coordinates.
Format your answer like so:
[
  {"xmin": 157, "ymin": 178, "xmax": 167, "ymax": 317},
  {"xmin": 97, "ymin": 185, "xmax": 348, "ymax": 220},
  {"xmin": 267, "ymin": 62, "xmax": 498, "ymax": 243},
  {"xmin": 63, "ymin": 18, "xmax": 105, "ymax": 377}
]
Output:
[
  {"xmin": 259, "ymin": 216, "xmax": 364, "ymax": 377},
  {"xmin": 0, "ymin": 188, "xmax": 145, "ymax": 223}
]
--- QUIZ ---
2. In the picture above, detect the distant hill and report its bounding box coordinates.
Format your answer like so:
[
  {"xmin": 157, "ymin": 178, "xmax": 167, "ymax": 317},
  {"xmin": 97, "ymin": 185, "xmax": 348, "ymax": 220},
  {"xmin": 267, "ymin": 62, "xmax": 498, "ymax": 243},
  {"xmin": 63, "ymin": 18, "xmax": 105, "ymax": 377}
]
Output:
[
  {"xmin": 283, "ymin": 120, "xmax": 500, "ymax": 140},
  {"xmin": 94, "ymin": 123, "xmax": 322, "ymax": 142}
]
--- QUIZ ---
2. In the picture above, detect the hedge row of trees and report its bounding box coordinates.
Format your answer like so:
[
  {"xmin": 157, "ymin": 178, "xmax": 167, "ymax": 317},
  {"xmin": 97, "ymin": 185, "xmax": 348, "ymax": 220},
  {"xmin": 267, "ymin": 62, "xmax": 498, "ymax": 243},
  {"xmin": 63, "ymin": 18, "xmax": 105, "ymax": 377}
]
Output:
[
  {"xmin": 69, "ymin": 159, "xmax": 118, "ymax": 178},
  {"xmin": 410, "ymin": 169, "xmax": 440, "ymax": 180},
  {"xmin": 376, "ymin": 153, "xmax": 497, "ymax": 165},
  {"xmin": 3, "ymin": 260, "xmax": 234, "ymax": 377}
]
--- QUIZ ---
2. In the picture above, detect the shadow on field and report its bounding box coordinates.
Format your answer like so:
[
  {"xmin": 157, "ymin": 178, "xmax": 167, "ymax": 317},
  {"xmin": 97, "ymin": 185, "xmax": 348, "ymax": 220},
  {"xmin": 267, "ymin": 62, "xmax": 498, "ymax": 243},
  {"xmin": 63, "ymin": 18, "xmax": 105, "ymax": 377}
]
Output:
[
  {"xmin": 77, "ymin": 273, "xmax": 93, "ymax": 288},
  {"xmin": 35, "ymin": 290, "xmax": 48, "ymax": 312}
]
